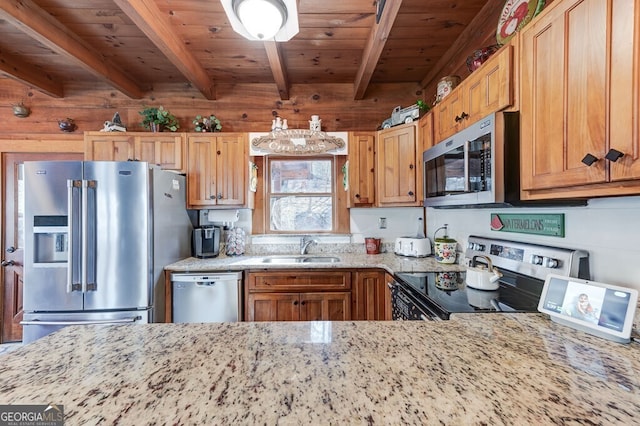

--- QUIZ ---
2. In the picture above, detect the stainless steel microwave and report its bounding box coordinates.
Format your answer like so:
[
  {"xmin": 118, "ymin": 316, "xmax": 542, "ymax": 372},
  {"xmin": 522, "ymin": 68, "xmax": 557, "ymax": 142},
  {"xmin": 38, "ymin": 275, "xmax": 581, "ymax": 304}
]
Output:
[{"xmin": 423, "ymin": 112, "xmax": 520, "ymax": 207}]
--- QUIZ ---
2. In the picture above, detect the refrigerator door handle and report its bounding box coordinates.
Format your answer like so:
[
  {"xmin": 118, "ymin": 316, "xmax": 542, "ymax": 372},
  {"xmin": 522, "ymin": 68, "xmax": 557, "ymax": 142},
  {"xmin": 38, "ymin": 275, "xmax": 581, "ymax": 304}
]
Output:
[
  {"xmin": 67, "ymin": 179, "xmax": 81, "ymax": 293},
  {"xmin": 81, "ymin": 180, "xmax": 98, "ymax": 292},
  {"xmin": 81, "ymin": 180, "xmax": 89, "ymax": 293},
  {"xmin": 21, "ymin": 316, "xmax": 142, "ymax": 326}
]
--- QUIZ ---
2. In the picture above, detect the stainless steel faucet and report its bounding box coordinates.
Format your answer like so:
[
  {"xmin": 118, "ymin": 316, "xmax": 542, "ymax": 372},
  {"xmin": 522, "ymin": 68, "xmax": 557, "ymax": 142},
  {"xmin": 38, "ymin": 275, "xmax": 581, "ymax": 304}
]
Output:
[{"xmin": 300, "ymin": 235, "xmax": 318, "ymax": 255}]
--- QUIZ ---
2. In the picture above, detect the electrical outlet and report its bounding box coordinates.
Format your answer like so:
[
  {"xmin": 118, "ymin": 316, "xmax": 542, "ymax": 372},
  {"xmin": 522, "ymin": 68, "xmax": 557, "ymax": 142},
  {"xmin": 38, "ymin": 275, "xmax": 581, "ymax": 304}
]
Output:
[{"xmin": 378, "ymin": 217, "xmax": 387, "ymax": 229}]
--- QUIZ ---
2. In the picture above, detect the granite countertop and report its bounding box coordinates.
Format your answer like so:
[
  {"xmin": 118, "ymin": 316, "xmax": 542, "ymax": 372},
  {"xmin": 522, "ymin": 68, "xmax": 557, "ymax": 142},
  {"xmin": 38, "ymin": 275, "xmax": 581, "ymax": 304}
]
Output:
[
  {"xmin": 165, "ymin": 252, "xmax": 466, "ymax": 274},
  {"xmin": 1, "ymin": 314, "xmax": 639, "ymax": 424}
]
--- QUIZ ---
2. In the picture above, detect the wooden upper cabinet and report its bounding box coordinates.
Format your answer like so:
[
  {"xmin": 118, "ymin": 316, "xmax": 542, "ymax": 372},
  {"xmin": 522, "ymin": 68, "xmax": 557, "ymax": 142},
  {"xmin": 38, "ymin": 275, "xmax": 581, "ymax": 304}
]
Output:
[
  {"xmin": 186, "ymin": 133, "xmax": 248, "ymax": 209},
  {"xmin": 433, "ymin": 45, "xmax": 513, "ymax": 143},
  {"xmin": 135, "ymin": 134, "xmax": 185, "ymax": 172},
  {"xmin": 418, "ymin": 111, "xmax": 434, "ymax": 151},
  {"xmin": 84, "ymin": 132, "xmax": 186, "ymax": 172},
  {"xmin": 520, "ymin": 0, "xmax": 640, "ymax": 199},
  {"xmin": 84, "ymin": 133, "xmax": 135, "ymax": 162},
  {"xmin": 347, "ymin": 131, "xmax": 376, "ymax": 207},
  {"xmin": 376, "ymin": 122, "xmax": 422, "ymax": 206}
]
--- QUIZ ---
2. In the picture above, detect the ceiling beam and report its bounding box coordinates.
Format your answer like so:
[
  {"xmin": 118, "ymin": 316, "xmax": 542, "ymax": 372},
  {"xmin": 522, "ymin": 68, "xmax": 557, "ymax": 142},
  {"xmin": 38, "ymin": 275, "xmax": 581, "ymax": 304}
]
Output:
[
  {"xmin": 113, "ymin": 0, "xmax": 215, "ymax": 100},
  {"xmin": 0, "ymin": 47, "xmax": 63, "ymax": 98},
  {"xmin": 264, "ymin": 41, "xmax": 290, "ymax": 100},
  {"xmin": 353, "ymin": 0, "xmax": 403, "ymax": 100},
  {"xmin": 0, "ymin": 0, "xmax": 144, "ymax": 99}
]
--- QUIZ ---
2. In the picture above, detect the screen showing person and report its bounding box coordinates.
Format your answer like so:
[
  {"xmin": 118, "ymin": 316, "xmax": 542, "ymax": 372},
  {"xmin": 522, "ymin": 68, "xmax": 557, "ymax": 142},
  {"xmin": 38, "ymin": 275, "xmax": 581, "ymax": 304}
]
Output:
[{"xmin": 539, "ymin": 275, "xmax": 637, "ymax": 337}]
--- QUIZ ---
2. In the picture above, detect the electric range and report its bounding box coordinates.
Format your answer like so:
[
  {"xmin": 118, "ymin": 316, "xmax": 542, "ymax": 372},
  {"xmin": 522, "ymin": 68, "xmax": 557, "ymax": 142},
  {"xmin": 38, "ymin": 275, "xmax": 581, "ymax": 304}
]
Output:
[{"xmin": 392, "ymin": 235, "xmax": 590, "ymax": 320}]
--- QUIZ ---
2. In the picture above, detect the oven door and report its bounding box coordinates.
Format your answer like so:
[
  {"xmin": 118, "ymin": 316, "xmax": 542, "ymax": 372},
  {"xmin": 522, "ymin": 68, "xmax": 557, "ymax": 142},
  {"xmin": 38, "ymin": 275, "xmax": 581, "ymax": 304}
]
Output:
[{"xmin": 389, "ymin": 281, "xmax": 442, "ymax": 321}]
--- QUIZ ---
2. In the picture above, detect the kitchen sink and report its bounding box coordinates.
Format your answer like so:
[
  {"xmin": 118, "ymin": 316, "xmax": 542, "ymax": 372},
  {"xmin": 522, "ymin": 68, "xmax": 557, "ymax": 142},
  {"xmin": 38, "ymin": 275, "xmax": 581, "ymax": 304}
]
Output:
[{"xmin": 260, "ymin": 256, "xmax": 340, "ymax": 264}]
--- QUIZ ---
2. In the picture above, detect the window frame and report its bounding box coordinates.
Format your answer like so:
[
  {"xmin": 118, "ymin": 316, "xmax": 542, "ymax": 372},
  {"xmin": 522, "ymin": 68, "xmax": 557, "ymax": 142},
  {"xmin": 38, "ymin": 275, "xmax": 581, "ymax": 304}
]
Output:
[{"xmin": 264, "ymin": 155, "xmax": 337, "ymax": 234}]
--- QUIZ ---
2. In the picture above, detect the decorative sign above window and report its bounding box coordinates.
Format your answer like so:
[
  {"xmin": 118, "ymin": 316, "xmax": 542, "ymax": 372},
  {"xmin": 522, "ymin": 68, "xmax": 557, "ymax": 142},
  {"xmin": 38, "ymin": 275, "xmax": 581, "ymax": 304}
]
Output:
[{"xmin": 250, "ymin": 130, "xmax": 346, "ymax": 156}]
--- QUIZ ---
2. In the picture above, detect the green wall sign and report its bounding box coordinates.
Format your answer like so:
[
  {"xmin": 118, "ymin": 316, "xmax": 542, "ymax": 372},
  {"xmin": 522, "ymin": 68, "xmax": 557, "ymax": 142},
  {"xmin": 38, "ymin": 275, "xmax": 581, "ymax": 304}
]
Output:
[{"xmin": 490, "ymin": 213, "xmax": 565, "ymax": 237}]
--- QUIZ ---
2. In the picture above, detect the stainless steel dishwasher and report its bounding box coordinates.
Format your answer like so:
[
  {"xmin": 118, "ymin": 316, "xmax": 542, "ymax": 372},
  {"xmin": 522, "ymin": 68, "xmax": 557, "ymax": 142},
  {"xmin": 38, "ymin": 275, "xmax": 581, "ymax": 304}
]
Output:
[{"xmin": 171, "ymin": 272, "xmax": 243, "ymax": 323}]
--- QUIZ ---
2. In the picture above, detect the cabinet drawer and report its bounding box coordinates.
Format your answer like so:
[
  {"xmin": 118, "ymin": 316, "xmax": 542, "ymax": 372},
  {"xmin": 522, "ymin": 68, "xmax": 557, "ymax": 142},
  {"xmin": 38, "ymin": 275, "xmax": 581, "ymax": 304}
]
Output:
[{"xmin": 248, "ymin": 271, "xmax": 352, "ymax": 292}]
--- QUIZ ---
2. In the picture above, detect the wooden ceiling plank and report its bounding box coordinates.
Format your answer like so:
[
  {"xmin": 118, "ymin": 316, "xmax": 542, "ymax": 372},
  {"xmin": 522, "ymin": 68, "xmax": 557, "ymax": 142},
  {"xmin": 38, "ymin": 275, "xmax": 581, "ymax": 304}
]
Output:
[
  {"xmin": 353, "ymin": 0, "xmax": 404, "ymax": 100},
  {"xmin": 113, "ymin": 0, "xmax": 215, "ymax": 100},
  {"xmin": 419, "ymin": 0, "xmax": 505, "ymax": 88},
  {"xmin": 0, "ymin": 0, "xmax": 144, "ymax": 98},
  {"xmin": 0, "ymin": 48, "xmax": 64, "ymax": 98},
  {"xmin": 264, "ymin": 41, "xmax": 290, "ymax": 100}
]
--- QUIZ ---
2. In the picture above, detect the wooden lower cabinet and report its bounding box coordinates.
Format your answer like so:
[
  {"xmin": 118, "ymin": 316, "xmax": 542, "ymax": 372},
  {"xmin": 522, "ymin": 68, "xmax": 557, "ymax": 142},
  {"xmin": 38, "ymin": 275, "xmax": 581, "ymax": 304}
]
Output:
[
  {"xmin": 351, "ymin": 269, "xmax": 392, "ymax": 320},
  {"xmin": 248, "ymin": 292, "xmax": 351, "ymax": 321},
  {"xmin": 246, "ymin": 270, "xmax": 352, "ymax": 321}
]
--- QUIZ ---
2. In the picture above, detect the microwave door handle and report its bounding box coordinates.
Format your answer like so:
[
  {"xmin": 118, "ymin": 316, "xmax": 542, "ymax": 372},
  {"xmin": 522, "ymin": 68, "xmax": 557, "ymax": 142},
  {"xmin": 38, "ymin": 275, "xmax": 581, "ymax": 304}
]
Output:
[{"xmin": 464, "ymin": 140, "xmax": 470, "ymax": 192}]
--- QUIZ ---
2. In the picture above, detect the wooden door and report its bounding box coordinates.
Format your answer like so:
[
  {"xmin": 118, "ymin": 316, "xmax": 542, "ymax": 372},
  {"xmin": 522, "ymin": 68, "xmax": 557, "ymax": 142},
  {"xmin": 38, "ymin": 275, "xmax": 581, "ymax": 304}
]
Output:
[
  {"xmin": 300, "ymin": 292, "xmax": 351, "ymax": 321},
  {"xmin": 433, "ymin": 88, "xmax": 464, "ymax": 142},
  {"xmin": 609, "ymin": 0, "xmax": 640, "ymax": 181},
  {"xmin": 2, "ymin": 152, "xmax": 81, "ymax": 342},
  {"xmin": 347, "ymin": 132, "xmax": 376, "ymax": 206},
  {"xmin": 215, "ymin": 134, "xmax": 247, "ymax": 207},
  {"xmin": 351, "ymin": 270, "xmax": 389, "ymax": 320},
  {"xmin": 135, "ymin": 134, "xmax": 185, "ymax": 172},
  {"xmin": 247, "ymin": 292, "xmax": 299, "ymax": 321},
  {"xmin": 187, "ymin": 135, "xmax": 216, "ymax": 208},
  {"xmin": 465, "ymin": 45, "xmax": 513, "ymax": 123},
  {"xmin": 520, "ymin": 0, "xmax": 608, "ymax": 191},
  {"xmin": 84, "ymin": 133, "xmax": 135, "ymax": 161},
  {"xmin": 376, "ymin": 123, "xmax": 418, "ymax": 206}
]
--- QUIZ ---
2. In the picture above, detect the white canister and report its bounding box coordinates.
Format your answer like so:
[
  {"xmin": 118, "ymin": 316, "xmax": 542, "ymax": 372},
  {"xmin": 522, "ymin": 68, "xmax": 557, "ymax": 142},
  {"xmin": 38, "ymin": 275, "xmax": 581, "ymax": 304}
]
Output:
[{"xmin": 435, "ymin": 75, "xmax": 461, "ymax": 104}]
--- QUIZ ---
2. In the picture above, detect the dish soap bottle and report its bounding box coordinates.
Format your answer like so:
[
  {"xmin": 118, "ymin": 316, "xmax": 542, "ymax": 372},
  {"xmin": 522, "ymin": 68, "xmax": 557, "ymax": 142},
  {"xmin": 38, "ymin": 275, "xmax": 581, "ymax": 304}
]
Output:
[{"xmin": 433, "ymin": 224, "xmax": 457, "ymax": 264}]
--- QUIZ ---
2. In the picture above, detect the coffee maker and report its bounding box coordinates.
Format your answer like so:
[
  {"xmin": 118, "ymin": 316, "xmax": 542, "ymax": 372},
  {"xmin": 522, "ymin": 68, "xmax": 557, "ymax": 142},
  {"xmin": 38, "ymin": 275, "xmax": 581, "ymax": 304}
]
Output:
[{"xmin": 192, "ymin": 226, "xmax": 221, "ymax": 258}]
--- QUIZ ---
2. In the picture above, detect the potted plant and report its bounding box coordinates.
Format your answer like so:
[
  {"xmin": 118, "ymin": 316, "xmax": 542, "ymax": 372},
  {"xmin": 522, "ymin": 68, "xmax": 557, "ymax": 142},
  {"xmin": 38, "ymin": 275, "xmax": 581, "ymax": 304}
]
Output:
[
  {"xmin": 193, "ymin": 114, "xmax": 222, "ymax": 132},
  {"xmin": 139, "ymin": 106, "xmax": 180, "ymax": 132}
]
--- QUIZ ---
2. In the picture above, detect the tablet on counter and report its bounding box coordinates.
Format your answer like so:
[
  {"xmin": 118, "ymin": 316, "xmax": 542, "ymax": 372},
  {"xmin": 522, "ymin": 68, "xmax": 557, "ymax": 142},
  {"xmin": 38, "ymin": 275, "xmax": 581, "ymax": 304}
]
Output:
[{"xmin": 538, "ymin": 274, "xmax": 638, "ymax": 343}]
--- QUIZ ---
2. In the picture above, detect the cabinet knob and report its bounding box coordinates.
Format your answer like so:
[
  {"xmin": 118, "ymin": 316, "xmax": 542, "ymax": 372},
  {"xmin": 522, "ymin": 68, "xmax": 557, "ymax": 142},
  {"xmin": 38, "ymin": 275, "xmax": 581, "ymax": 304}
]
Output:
[
  {"xmin": 300, "ymin": 301, "xmax": 306, "ymax": 306},
  {"xmin": 408, "ymin": 191, "xmax": 414, "ymax": 196},
  {"xmin": 293, "ymin": 301, "xmax": 299, "ymax": 306},
  {"xmin": 355, "ymin": 193, "xmax": 360, "ymax": 199},
  {"xmin": 217, "ymin": 150, "xmax": 221, "ymax": 155},
  {"xmin": 605, "ymin": 149, "xmax": 624, "ymax": 162},
  {"xmin": 217, "ymin": 193, "xmax": 223, "ymax": 199},
  {"xmin": 455, "ymin": 115, "xmax": 463, "ymax": 123},
  {"xmin": 409, "ymin": 164, "xmax": 414, "ymax": 170},
  {"xmin": 581, "ymin": 153, "xmax": 598, "ymax": 166},
  {"xmin": 6, "ymin": 246, "xmax": 16, "ymax": 253},
  {"xmin": 1, "ymin": 260, "xmax": 15, "ymax": 267}
]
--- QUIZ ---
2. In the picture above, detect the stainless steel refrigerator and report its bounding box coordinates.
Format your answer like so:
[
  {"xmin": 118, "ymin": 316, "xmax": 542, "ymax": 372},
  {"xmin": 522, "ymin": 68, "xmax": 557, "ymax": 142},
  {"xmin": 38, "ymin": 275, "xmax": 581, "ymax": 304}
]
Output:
[{"xmin": 21, "ymin": 161, "xmax": 193, "ymax": 344}]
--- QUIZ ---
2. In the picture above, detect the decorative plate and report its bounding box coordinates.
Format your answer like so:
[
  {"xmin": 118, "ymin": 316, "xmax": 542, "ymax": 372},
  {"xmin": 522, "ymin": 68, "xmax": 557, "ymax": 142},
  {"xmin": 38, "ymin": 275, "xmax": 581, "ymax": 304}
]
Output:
[{"xmin": 496, "ymin": 0, "xmax": 546, "ymax": 45}]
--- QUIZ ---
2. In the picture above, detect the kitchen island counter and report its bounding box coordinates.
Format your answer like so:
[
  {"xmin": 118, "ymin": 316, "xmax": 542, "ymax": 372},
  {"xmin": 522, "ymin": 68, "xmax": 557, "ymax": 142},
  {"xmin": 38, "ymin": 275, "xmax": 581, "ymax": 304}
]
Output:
[{"xmin": 1, "ymin": 314, "xmax": 639, "ymax": 425}]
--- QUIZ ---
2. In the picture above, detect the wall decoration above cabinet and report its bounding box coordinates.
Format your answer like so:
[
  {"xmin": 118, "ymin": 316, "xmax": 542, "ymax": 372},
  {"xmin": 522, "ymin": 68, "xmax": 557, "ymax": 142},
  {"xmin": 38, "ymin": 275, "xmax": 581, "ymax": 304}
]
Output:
[{"xmin": 249, "ymin": 130, "xmax": 348, "ymax": 155}]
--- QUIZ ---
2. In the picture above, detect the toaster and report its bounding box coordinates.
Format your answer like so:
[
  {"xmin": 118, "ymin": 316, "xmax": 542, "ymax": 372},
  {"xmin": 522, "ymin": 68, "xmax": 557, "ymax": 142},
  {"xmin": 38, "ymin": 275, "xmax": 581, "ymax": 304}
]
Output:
[{"xmin": 394, "ymin": 237, "xmax": 432, "ymax": 257}]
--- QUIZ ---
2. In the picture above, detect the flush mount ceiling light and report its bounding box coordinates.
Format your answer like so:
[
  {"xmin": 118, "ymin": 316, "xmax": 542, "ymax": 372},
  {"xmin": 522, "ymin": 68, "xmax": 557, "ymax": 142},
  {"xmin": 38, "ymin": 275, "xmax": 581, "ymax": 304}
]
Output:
[{"xmin": 220, "ymin": 0, "xmax": 299, "ymax": 42}]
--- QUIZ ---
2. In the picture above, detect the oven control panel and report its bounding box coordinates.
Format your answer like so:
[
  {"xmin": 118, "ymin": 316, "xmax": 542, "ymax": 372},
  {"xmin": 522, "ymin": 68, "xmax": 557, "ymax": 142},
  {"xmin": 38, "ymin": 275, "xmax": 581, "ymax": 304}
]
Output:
[{"xmin": 465, "ymin": 235, "xmax": 590, "ymax": 281}]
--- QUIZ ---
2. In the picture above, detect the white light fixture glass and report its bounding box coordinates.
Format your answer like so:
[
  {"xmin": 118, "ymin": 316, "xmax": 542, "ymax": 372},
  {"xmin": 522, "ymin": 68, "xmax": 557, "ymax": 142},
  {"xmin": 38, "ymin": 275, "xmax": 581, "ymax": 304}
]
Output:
[{"xmin": 221, "ymin": 0, "xmax": 299, "ymax": 42}]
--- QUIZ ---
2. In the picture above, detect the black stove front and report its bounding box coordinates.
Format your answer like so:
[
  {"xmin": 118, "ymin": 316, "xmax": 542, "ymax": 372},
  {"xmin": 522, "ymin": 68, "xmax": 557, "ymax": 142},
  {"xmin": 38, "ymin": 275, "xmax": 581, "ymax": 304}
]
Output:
[{"xmin": 393, "ymin": 269, "xmax": 544, "ymax": 320}]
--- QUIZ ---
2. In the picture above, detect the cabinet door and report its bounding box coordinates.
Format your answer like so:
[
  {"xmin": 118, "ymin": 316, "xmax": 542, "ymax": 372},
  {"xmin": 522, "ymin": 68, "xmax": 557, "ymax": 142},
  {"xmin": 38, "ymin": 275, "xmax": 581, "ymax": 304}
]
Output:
[
  {"xmin": 215, "ymin": 134, "xmax": 246, "ymax": 206},
  {"xmin": 376, "ymin": 123, "xmax": 418, "ymax": 205},
  {"xmin": 300, "ymin": 292, "xmax": 351, "ymax": 321},
  {"xmin": 84, "ymin": 133, "xmax": 134, "ymax": 161},
  {"xmin": 347, "ymin": 131, "xmax": 376, "ymax": 206},
  {"xmin": 465, "ymin": 45, "xmax": 513, "ymax": 123},
  {"xmin": 247, "ymin": 293, "xmax": 299, "ymax": 321},
  {"xmin": 609, "ymin": 0, "xmax": 640, "ymax": 181},
  {"xmin": 520, "ymin": 0, "xmax": 608, "ymax": 191},
  {"xmin": 135, "ymin": 134, "xmax": 185, "ymax": 172},
  {"xmin": 351, "ymin": 270, "xmax": 390, "ymax": 320},
  {"xmin": 187, "ymin": 135, "xmax": 216, "ymax": 208},
  {"xmin": 433, "ymin": 89, "xmax": 464, "ymax": 142}
]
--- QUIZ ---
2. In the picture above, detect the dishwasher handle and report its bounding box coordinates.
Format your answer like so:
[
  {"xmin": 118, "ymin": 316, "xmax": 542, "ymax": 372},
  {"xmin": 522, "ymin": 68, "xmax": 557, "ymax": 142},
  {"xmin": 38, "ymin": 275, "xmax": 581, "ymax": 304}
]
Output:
[{"xmin": 170, "ymin": 272, "xmax": 242, "ymax": 283}]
